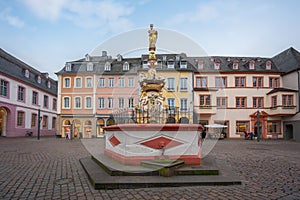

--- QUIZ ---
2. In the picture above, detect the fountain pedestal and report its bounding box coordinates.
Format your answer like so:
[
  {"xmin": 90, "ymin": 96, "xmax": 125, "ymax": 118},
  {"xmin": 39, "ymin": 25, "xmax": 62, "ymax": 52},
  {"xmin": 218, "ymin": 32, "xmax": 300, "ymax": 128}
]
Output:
[{"xmin": 103, "ymin": 124, "xmax": 203, "ymax": 165}]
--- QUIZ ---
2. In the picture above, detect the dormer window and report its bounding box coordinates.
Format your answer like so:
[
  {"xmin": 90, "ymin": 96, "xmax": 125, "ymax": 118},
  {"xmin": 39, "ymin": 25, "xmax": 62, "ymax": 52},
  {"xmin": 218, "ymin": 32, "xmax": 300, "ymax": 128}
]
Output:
[
  {"xmin": 214, "ymin": 61, "xmax": 220, "ymax": 70},
  {"xmin": 47, "ymin": 81, "xmax": 51, "ymax": 88},
  {"xmin": 157, "ymin": 59, "xmax": 162, "ymax": 69},
  {"xmin": 123, "ymin": 62, "xmax": 129, "ymax": 71},
  {"xmin": 233, "ymin": 60, "xmax": 239, "ymax": 69},
  {"xmin": 104, "ymin": 62, "xmax": 111, "ymax": 71},
  {"xmin": 142, "ymin": 59, "xmax": 148, "ymax": 69},
  {"xmin": 85, "ymin": 54, "xmax": 90, "ymax": 61},
  {"xmin": 197, "ymin": 60, "xmax": 204, "ymax": 69},
  {"xmin": 266, "ymin": 60, "xmax": 272, "ymax": 70},
  {"xmin": 65, "ymin": 63, "xmax": 71, "ymax": 71},
  {"xmin": 175, "ymin": 56, "xmax": 180, "ymax": 61},
  {"xmin": 167, "ymin": 59, "xmax": 175, "ymax": 68},
  {"xmin": 249, "ymin": 60, "xmax": 255, "ymax": 69},
  {"xmin": 162, "ymin": 56, "xmax": 167, "ymax": 62},
  {"xmin": 37, "ymin": 76, "xmax": 41, "ymax": 84},
  {"xmin": 210, "ymin": 57, "xmax": 214, "ymax": 62},
  {"xmin": 180, "ymin": 60, "xmax": 187, "ymax": 69},
  {"xmin": 87, "ymin": 63, "xmax": 93, "ymax": 71},
  {"xmin": 117, "ymin": 54, "xmax": 122, "ymax": 62},
  {"xmin": 242, "ymin": 58, "xmax": 246, "ymax": 62},
  {"xmin": 257, "ymin": 57, "xmax": 261, "ymax": 62},
  {"xmin": 227, "ymin": 57, "xmax": 231, "ymax": 62},
  {"xmin": 24, "ymin": 69, "xmax": 29, "ymax": 78}
]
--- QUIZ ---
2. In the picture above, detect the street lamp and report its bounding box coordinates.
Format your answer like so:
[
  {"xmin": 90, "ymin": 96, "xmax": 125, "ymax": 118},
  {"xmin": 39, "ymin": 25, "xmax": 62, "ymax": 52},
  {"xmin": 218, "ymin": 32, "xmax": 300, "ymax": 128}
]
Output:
[
  {"xmin": 37, "ymin": 107, "xmax": 41, "ymax": 140},
  {"xmin": 257, "ymin": 110, "xmax": 260, "ymax": 142}
]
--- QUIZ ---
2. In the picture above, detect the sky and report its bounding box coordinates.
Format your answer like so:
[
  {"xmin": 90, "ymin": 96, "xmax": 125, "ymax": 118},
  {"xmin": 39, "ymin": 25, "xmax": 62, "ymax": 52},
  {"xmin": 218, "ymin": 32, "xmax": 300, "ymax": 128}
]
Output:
[{"xmin": 1, "ymin": 0, "xmax": 300, "ymax": 79}]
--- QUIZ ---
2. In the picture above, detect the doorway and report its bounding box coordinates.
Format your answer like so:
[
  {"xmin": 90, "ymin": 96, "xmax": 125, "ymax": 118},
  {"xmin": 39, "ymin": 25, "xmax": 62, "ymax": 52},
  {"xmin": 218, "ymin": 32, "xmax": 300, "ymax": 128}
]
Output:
[
  {"xmin": 0, "ymin": 107, "xmax": 8, "ymax": 136},
  {"xmin": 285, "ymin": 124, "xmax": 294, "ymax": 140}
]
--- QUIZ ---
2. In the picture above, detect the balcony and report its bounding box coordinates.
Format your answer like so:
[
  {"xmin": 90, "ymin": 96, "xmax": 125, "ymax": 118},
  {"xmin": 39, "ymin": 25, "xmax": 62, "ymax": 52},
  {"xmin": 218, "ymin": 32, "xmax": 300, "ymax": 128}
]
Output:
[{"xmin": 267, "ymin": 106, "xmax": 297, "ymax": 116}]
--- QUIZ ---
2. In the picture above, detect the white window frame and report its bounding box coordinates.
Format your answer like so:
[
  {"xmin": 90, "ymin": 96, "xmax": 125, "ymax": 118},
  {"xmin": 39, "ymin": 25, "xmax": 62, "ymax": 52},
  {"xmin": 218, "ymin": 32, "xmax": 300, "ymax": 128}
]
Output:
[
  {"xmin": 74, "ymin": 96, "xmax": 82, "ymax": 109},
  {"xmin": 85, "ymin": 96, "xmax": 92, "ymax": 109},
  {"xmin": 108, "ymin": 78, "xmax": 114, "ymax": 88},
  {"xmin": 180, "ymin": 98, "xmax": 188, "ymax": 112},
  {"xmin": 87, "ymin": 63, "xmax": 93, "ymax": 71},
  {"xmin": 118, "ymin": 77, "xmax": 125, "ymax": 88},
  {"xmin": 123, "ymin": 62, "xmax": 129, "ymax": 71},
  {"xmin": 104, "ymin": 62, "xmax": 111, "ymax": 71},
  {"xmin": 128, "ymin": 97, "xmax": 134, "ymax": 108},
  {"xmin": 108, "ymin": 98, "xmax": 114, "ymax": 109},
  {"xmin": 128, "ymin": 77, "xmax": 134, "ymax": 88},
  {"xmin": 180, "ymin": 77, "xmax": 188, "ymax": 91},
  {"xmin": 98, "ymin": 78, "xmax": 105, "ymax": 88},
  {"xmin": 64, "ymin": 77, "xmax": 71, "ymax": 88},
  {"xmin": 119, "ymin": 98, "xmax": 125, "ymax": 108},
  {"xmin": 98, "ymin": 97, "xmax": 105, "ymax": 109},
  {"xmin": 85, "ymin": 77, "xmax": 93, "ymax": 88},
  {"xmin": 74, "ymin": 77, "xmax": 82, "ymax": 88},
  {"xmin": 63, "ymin": 96, "xmax": 70, "ymax": 109},
  {"xmin": 167, "ymin": 78, "xmax": 175, "ymax": 91}
]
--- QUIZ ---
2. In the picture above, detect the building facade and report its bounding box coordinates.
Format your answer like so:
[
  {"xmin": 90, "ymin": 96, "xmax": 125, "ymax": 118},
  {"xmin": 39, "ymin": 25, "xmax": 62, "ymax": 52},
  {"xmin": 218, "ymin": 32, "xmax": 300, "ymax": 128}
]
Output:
[
  {"xmin": 56, "ymin": 47, "xmax": 300, "ymax": 141},
  {"xmin": 0, "ymin": 48, "xmax": 58, "ymax": 137}
]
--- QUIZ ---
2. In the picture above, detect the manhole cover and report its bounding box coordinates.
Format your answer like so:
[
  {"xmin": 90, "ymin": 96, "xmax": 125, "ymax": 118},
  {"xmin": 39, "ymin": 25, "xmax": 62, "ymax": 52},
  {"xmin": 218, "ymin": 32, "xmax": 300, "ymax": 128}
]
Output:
[{"xmin": 55, "ymin": 178, "xmax": 73, "ymax": 185}]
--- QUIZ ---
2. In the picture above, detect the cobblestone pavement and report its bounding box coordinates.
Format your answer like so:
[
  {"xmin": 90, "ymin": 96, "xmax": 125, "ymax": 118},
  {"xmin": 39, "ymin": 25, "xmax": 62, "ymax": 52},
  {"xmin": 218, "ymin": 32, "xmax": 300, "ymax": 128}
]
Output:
[{"xmin": 0, "ymin": 137, "xmax": 299, "ymax": 200}]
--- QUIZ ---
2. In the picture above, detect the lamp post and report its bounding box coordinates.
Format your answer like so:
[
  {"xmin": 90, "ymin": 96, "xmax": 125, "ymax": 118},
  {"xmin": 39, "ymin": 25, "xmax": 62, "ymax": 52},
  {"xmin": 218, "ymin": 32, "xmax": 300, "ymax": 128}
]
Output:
[
  {"xmin": 37, "ymin": 108, "xmax": 41, "ymax": 140},
  {"xmin": 257, "ymin": 110, "xmax": 260, "ymax": 142}
]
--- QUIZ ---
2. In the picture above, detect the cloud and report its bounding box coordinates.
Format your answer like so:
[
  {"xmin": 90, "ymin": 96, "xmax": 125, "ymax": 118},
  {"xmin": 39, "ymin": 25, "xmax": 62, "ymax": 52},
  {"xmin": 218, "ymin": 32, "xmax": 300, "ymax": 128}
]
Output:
[
  {"xmin": 22, "ymin": 0, "xmax": 134, "ymax": 32},
  {"xmin": 0, "ymin": 8, "xmax": 25, "ymax": 28}
]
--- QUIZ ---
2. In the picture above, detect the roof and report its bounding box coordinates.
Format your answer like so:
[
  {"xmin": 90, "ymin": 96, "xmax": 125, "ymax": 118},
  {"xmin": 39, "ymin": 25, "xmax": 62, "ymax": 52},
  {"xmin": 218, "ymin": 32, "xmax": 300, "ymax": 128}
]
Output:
[
  {"xmin": 271, "ymin": 47, "xmax": 300, "ymax": 74},
  {"xmin": 0, "ymin": 48, "xmax": 57, "ymax": 96}
]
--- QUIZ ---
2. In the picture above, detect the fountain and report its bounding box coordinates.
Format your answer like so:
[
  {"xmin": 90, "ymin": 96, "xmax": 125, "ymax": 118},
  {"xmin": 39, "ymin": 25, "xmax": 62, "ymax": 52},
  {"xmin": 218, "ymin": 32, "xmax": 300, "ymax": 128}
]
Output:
[
  {"xmin": 103, "ymin": 24, "xmax": 203, "ymax": 166},
  {"xmin": 80, "ymin": 24, "xmax": 242, "ymax": 189}
]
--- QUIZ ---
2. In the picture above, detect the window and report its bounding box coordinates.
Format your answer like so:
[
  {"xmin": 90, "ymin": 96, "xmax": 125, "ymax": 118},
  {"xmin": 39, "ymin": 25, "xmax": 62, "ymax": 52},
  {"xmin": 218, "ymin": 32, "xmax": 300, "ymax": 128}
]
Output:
[
  {"xmin": 118, "ymin": 77, "xmax": 125, "ymax": 87},
  {"xmin": 119, "ymin": 98, "xmax": 124, "ymax": 108},
  {"xmin": 282, "ymin": 95, "xmax": 293, "ymax": 107},
  {"xmin": 180, "ymin": 78, "xmax": 188, "ymax": 90},
  {"xmin": 180, "ymin": 60, "xmax": 187, "ymax": 68},
  {"xmin": 108, "ymin": 98, "xmax": 114, "ymax": 109},
  {"xmin": 197, "ymin": 61, "xmax": 204, "ymax": 69},
  {"xmin": 37, "ymin": 76, "xmax": 41, "ymax": 84},
  {"xmin": 249, "ymin": 60, "xmax": 255, "ymax": 69},
  {"xmin": 216, "ymin": 97, "xmax": 227, "ymax": 108},
  {"xmin": 87, "ymin": 63, "xmax": 93, "ymax": 71},
  {"xmin": 215, "ymin": 77, "xmax": 227, "ymax": 88},
  {"xmin": 52, "ymin": 117, "xmax": 56, "ymax": 129},
  {"xmin": 236, "ymin": 97, "xmax": 247, "ymax": 108},
  {"xmin": 214, "ymin": 61, "xmax": 220, "ymax": 70},
  {"xmin": 85, "ymin": 97, "xmax": 92, "ymax": 108},
  {"xmin": 167, "ymin": 98, "xmax": 175, "ymax": 109},
  {"xmin": 17, "ymin": 111, "xmax": 24, "ymax": 126},
  {"xmin": 24, "ymin": 69, "xmax": 30, "ymax": 78},
  {"xmin": 98, "ymin": 97, "xmax": 105, "ymax": 109},
  {"xmin": 253, "ymin": 97, "xmax": 263, "ymax": 108},
  {"xmin": 74, "ymin": 97, "xmax": 81, "ymax": 109},
  {"xmin": 63, "ymin": 97, "xmax": 70, "ymax": 108},
  {"xmin": 128, "ymin": 97, "xmax": 134, "ymax": 108},
  {"xmin": 47, "ymin": 81, "xmax": 51, "ymax": 88},
  {"xmin": 65, "ymin": 63, "xmax": 71, "ymax": 71},
  {"xmin": 31, "ymin": 113, "xmax": 37, "ymax": 127},
  {"xmin": 64, "ymin": 78, "xmax": 71, "ymax": 88},
  {"xmin": 104, "ymin": 62, "xmax": 111, "ymax": 71},
  {"xmin": 266, "ymin": 61, "xmax": 272, "ymax": 70},
  {"xmin": 180, "ymin": 98, "xmax": 188, "ymax": 111},
  {"xmin": 43, "ymin": 95, "xmax": 49, "ymax": 108},
  {"xmin": 269, "ymin": 77, "xmax": 279, "ymax": 88},
  {"xmin": 235, "ymin": 77, "xmax": 246, "ymax": 87},
  {"xmin": 123, "ymin": 62, "xmax": 129, "ymax": 71},
  {"xmin": 195, "ymin": 77, "xmax": 207, "ymax": 88},
  {"xmin": 42, "ymin": 115, "xmax": 48, "ymax": 128},
  {"xmin": 233, "ymin": 60, "xmax": 239, "ymax": 69},
  {"xmin": 17, "ymin": 86, "xmax": 25, "ymax": 102},
  {"xmin": 271, "ymin": 96, "xmax": 277, "ymax": 108},
  {"xmin": 75, "ymin": 77, "xmax": 82, "ymax": 88},
  {"xmin": 167, "ymin": 78, "xmax": 175, "ymax": 91},
  {"xmin": 167, "ymin": 60, "xmax": 175, "ymax": 68},
  {"xmin": 253, "ymin": 77, "xmax": 263, "ymax": 88},
  {"xmin": 128, "ymin": 77, "xmax": 134, "ymax": 88},
  {"xmin": 98, "ymin": 78, "xmax": 105, "ymax": 88},
  {"xmin": 108, "ymin": 78, "xmax": 114, "ymax": 87},
  {"xmin": 86, "ymin": 77, "xmax": 92, "ymax": 88},
  {"xmin": 142, "ymin": 60, "xmax": 148, "ymax": 69},
  {"xmin": 236, "ymin": 121, "xmax": 249, "ymax": 134},
  {"xmin": 200, "ymin": 95, "xmax": 211, "ymax": 106},
  {"xmin": 32, "ymin": 91, "xmax": 38, "ymax": 105},
  {"xmin": 267, "ymin": 121, "xmax": 280, "ymax": 134},
  {"xmin": 0, "ymin": 79, "xmax": 8, "ymax": 97},
  {"xmin": 53, "ymin": 99, "xmax": 57, "ymax": 110}
]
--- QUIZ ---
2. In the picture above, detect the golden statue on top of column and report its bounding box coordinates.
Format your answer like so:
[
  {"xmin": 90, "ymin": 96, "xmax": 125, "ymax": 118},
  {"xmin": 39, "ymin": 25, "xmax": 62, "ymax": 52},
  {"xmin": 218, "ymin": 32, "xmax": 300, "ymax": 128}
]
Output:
[{"xmin": 148, "ymin": 24, "xmax": 158, "ymax": 51}]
